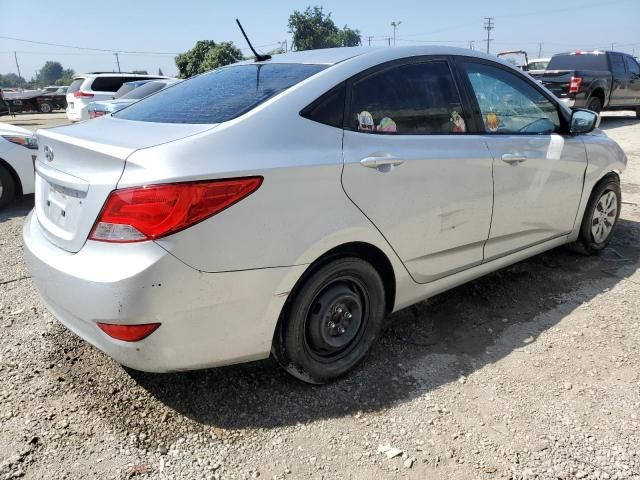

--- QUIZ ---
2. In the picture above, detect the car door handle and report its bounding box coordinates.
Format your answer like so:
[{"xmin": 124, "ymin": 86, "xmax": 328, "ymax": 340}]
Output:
[
  {"xmin": 501, "ymin": 154, "xmax": 528, "ymax": 165},
  {"xmin": 360, "ymin": 155, "xmax": 404, "ymax": 169}
]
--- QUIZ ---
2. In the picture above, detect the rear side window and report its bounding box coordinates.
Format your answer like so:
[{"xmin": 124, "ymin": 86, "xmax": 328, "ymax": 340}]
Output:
[
  {"xmin": 610, "ymin": 54, "xmax": 627, "ymax": 76},
  {"xmin": 68, "ymin": 78, "xmax": 85, "ymax": 93},
  {"xmin": 115, "ymin": 64, "xmax": 326, "ymax": 124},
  {"xmin": 547, "ymin": 53, "xmax": 608, "ymax": 71},
  {"xmin": 300, "ymin": 83, "xmax": 345, "ymax": 128},
  {"xmin": 349, "ymin": 61, "xmax": 467, "ymax": 134}
]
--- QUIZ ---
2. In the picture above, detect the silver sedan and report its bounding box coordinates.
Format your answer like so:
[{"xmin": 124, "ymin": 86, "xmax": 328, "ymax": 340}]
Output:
[{"xmin": 23, "ymin": 46, "xmax": 627, "ymax": 383}]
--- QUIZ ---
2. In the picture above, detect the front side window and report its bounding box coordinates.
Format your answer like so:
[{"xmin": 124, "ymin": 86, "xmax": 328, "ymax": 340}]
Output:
[
  {"xmin": 349, "ymin": 61, "xmax": 467, "ymax": 135},
  {"xmin": 625, "ymin": 56, "xmax": 639, "ymax": 77},
  {"xmin": 115, "ymin": 64, "xmax": 326, "ymax": 124},
  {"xmin": 461, "ymin": 61, "xmax": 561, "ymax": 134},
  {"xmin": 610, "ymin": 54, "xmax": 627, "ymax": 76}
]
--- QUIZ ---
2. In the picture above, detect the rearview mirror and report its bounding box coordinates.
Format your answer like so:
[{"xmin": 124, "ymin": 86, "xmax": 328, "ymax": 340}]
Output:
[{"xmin": 570, "ymin": 109, "xmax": 600, "ymax": 135}]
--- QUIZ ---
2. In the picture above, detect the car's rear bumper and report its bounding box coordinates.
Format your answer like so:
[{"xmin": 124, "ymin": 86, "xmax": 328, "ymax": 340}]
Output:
[
  {"xmin": 23, "ymin": 211, "xmax": 305, "ymax": 372},
  {"xmin": 559, "ymin": 98, "xmax": 575, "ymax": 108}
]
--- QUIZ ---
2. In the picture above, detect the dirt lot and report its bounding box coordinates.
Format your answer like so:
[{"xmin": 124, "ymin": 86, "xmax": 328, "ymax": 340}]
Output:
[{"xmin": 1, "ymin": 112, "xmax": 639, "ymax": 480}]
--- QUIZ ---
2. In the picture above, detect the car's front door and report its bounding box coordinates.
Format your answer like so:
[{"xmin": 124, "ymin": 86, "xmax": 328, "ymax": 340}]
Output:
[
  {"xmin": 457, "ymin": 59, "xmax": 588, "ymax": 261},
  {"xmin": 341, "ymin": 58, "xmax": 494, "ymax": 284}
]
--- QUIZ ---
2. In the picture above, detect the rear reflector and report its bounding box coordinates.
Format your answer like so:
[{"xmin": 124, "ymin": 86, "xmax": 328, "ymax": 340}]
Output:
[
  {"xmin": 569, "ymin": 76, "xmax": 582, "ymax": 94},
  {"xmin": 97, "ymin": 322, "xmax": 160, "ymax": 342},
  {"xmin": 89, "ymin": 177, "xmax": 263, "ymax": 243}
]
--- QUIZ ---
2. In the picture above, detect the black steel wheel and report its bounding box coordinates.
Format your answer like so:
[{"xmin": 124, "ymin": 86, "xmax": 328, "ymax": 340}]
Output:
[{"xmin": 274, "ymin": 257, "xmax": 386, "ymax": 384}]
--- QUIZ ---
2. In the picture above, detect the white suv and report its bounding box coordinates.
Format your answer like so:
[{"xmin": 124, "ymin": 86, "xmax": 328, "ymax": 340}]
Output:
[{"xmin": 66, "ymin": 73, "xmax": 168, "ymax": 121}]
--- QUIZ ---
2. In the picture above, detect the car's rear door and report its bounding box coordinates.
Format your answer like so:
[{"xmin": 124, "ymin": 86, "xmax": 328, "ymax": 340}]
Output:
[
  {"xmin": 456, "ymin": 58, "xmax": 587, "ymax": 261},
  {"xmin": 624, "ymin": 55, "xmax": 640, "ymax": 105},
  {"xmin": 341, "ymin": 57, "xmax": 494, "ymax": 284},
  {"xmin": 609, "ymin": 52, "xmax": 631, "ymax": 106}
]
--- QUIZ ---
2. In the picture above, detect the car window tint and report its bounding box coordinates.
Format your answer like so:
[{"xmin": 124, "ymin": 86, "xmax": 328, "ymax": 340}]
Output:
[
  {"xmin": 120, "ymin": 81, "xmax": 168, "ymax": 100},
  {"xmin": 115, "ymin": 64, "xmax": 326, "ymax": 124},
  {"xmin": 300, "ymin": 82, "xmax": 345, "ymax": 128},
  {"xmin": 547, "ymin": 53, "xmax": 608, "ymax": 70},
  {"xmin": 462, "ymin": 62, "xmax": 560, "ymax": 134},
  {"xmin": 350, "ymin": 62, "xmax": 467, "ymax": 134},
  {"xmin": 626, "ymin": 56, "xmax": 640, "ymax": 77}
]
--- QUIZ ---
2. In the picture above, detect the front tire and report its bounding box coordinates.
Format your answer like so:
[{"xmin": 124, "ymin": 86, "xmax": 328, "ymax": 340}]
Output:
[
  {"xmin": 0, "ymin": 164, "xmax": 17, "ymax": 209},
  {"xmin": 274, "ymin": 257, "xmax": 386, "ymax": 384},
  {"xmin": 573, "ymin": 176, "xmax": 621, "ymax": 255}
]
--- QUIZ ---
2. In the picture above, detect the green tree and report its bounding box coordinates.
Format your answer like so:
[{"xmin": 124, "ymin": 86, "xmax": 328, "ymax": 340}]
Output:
[
  {"xmin": 55, "ymin": 68, "xmax": 75, "ymax": 86},
  {"xmin": 201, "ymin": 42, "xmax": 243, "ymax": 71},
  {"xmin": 36, "ymin": 61, "xmax": 64, "ymax": 86},
  {"xmin": 0, "ymin": 73, "xmax": 26, "ymax": 88},
  {"xmin": 288, "ymin": 6, "xmax": 361, "ymax": 51},
  {"xmin": 175, "ymin": 40, "xmax": 241, "ymax": 78}
]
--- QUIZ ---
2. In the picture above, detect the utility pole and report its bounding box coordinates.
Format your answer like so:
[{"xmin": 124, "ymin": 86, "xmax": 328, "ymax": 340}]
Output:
[
  {"xmin": 484, "ymin": 17, "xmax": 494, "ymax": 54},
  {"xmin": 390, "ymin": 21, "xmax": 401, "ymax": 46},
  {"xmin": 113, "ymin": 52, "xmax": 121, "ymax": 73},
  {"xmin": 366, "ymin": 35, "xmax": 373, "ymax": 46},
  {"xmin": 538, "ymin": 42, "xmax": 543, "ymax": 57},
  {"xmin": 13, "ymin": 52, "xmax": 23, "ymax": 88},
  {"xmin": 469, "ymin": 40, "xmax": 475, "ymax": 50}
]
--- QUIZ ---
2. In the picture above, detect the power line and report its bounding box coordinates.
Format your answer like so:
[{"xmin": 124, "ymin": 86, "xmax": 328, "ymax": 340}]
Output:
[
  {"xmin": 483, "ymin": 17, "xmax": 494, "ymax": 54},
  {"xmin": 0, "ymin": 35, "xmax": 181, "ymax": 55}
]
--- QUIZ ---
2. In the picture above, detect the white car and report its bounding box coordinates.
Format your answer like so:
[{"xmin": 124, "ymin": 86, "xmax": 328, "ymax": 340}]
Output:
[
  {"xmin": 25, "ymin": 47, "xmax": 627, "ymax": 383},
  {"xmin": 527, "ymin": 57, "xmax": 551, "ymax": 76},
  {"xmin": 0, "ymin": 123, "xmax": 36, "ymax": 208},
  {"xmin": 66, "ymin": 73, "xmax": 168, "ymax": 122}
]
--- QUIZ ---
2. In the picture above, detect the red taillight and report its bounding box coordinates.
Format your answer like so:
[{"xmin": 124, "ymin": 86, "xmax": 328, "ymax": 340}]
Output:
[
  {"xmin": 569, "ymin": 76, "xmax": 582, "ymax": 94},
  {"xmin": 89, "ymin": 110, "xmax": 105, "ymax": 119},
  {"xmin": 97, "ymin": 322, "xmax": 160, "ymax": 342},
  {"xmin": 74, "ymin": 90, "xmax": 94, "ymax": 98},
  {"xmin": 89, "ymin": 177, "xmax": 263, "ymax": 243}
]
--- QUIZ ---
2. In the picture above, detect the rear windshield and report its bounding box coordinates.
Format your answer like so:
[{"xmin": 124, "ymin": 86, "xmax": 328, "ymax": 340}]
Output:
[
  {"xmin": 114, "ymin": 81, "xmax": 148, "ymax": 99},
  {"xmin": 547, "ymin": 54, "xmax": 608, "ymax": 71},
  {"xmin": 114, "ymin": 64, "xmax": 326, "ymax": 124},
  {"xmin": 120, "ymin": 81, "xmax": 168, "ymax": 100},
  {"xmin": 68, "ymin": 78, "xmax": 85, "ymax": 93}
]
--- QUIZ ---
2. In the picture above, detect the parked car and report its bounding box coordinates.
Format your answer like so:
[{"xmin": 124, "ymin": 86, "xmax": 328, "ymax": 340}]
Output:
[
  {"xmin": 88, "ymin": 79, "xmax": 178, "ymax": 119},
  {"xmin": 43, "ymin": 86, "xmax": 68, "ymax": 94},
  {"xmin": 526, "ymin": 57, "xmax": 550, "ymax": 76},
  {"xmin": 0, "ymin": 123, "xmax": 37, "ymax": 208},
  {"xmin": 66, "ymin": 73, "xmax": 168, "ymax": 122},
  {"xmin": 25, "ymin": 46, "xmax": 627, "ymax": 384},
  {"xmin": 532, "ymin": 50, "xmax": 640, "ymax": 116},
  {"xmin": 3, "ymin": 88, "xmax": 67, "ymax": 114}
]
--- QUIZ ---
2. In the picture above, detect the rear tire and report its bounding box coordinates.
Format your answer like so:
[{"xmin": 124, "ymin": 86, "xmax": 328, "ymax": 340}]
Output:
[
  {"xmin": 586, "ymin": 96, "xmax": 602, "ymax": 114},
  {"xmin": 0, "ymin": 164, "xmax": 17, "ymax": 209},
  {"xmin": 274, "ymin": 257, "xmax": 386, "ymax": 384},
  {"xmin": 572, "ymin": 176, "xmax": 621, "ymax": 255},
  {"xmin": 39, "ymin": 102, "xmax": 52, "ymax": 114}
]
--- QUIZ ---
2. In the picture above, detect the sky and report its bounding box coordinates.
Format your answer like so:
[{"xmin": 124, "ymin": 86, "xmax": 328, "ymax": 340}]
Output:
[{"xmin": 1, "ymin": 0, "xmax": 639, "ymax": 81}]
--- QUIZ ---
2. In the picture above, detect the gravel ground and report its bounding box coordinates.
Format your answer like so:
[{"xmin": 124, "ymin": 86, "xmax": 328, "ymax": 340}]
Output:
[{"xmin": 1, "ymin": 112, "xmax": 639, "ymax": 480}]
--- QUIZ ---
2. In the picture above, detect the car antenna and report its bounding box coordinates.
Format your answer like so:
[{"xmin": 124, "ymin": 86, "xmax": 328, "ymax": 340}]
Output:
[{"xmin": 236, "ymin": 19, "xmax": 271, "ymax": 62}]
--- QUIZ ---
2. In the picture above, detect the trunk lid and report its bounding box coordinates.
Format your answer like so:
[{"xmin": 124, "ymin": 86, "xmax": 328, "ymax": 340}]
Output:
[{"xmin": 35, "ymin": 116, "xmax": 215, "ymax": 252}]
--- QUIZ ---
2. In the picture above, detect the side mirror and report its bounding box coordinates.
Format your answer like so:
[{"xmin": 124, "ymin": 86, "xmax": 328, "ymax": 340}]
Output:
[{"xmin": 570, "ymin": 108, "xmax": 600, "ymax": 135}]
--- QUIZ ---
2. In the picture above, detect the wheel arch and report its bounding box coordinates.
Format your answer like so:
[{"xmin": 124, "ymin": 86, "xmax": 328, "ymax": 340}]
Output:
[{"xmin": 0, "ymin": 157, "xmax": 23, "ymax": 196}]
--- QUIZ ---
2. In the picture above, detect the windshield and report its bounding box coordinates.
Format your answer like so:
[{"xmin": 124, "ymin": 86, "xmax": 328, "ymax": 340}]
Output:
[
  {"xmin": 547, "ymin": 54, "xmax": 608, "ymax": 71},
  {"xmin": 114, "ymin": 63, "xmax": 326, "ymax": 124},
  {"xmin": 120, "ymin": 81, "xmax": 169, "ymax": 100}
]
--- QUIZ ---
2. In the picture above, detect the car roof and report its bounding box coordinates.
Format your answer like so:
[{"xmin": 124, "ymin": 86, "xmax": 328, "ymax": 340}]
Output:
[
  {"xmin": 74, "ymin": 73, "xmax": 171, "ymax": 79},
  {"xmin": 242, "ymin": 45, "xmax": 500, "ymax": 66}
]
